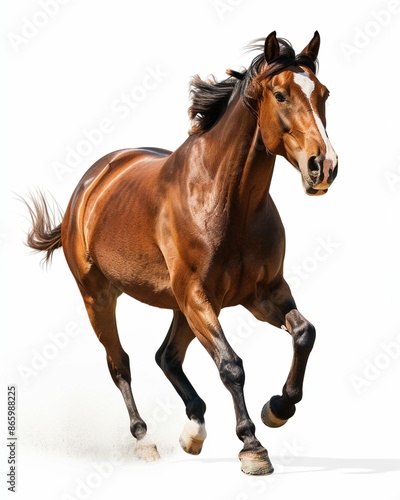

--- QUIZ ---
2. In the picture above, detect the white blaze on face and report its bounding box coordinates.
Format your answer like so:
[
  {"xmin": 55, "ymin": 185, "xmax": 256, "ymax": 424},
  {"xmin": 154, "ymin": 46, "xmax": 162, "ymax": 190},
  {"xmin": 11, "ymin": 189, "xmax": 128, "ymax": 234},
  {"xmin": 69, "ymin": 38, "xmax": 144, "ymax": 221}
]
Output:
[{"xmin": 293, "ymin": 72, "xmax": 337, "ymax": 167}]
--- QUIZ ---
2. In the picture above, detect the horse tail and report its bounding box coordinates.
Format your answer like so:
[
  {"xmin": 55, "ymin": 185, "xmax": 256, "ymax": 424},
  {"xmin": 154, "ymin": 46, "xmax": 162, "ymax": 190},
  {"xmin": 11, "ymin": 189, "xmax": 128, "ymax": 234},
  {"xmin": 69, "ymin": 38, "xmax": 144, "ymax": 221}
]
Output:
[{"xmin": 22, "ymin": 190, "xmax": 63, "ymax": 263}]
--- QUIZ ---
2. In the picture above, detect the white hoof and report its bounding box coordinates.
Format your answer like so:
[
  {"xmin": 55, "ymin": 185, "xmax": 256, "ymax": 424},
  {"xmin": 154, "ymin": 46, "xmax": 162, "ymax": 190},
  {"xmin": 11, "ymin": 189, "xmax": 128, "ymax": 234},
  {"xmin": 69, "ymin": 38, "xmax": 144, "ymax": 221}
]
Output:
[
  {"xmin": 134, "ymin": 436, "xmax": 160, "ymax": 462},
  {"xmin": 179, "ymin": 419, "xmax": 207, "ymax": 455}
]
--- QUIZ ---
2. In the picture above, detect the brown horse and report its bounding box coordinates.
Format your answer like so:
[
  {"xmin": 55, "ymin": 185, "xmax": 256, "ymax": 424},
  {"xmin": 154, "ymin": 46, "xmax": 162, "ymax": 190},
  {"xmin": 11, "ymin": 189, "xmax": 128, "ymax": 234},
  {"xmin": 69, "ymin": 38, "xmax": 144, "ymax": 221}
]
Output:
[{"xmin": 24, "ymin": 31, "xmax": 337, "ymax": 475}]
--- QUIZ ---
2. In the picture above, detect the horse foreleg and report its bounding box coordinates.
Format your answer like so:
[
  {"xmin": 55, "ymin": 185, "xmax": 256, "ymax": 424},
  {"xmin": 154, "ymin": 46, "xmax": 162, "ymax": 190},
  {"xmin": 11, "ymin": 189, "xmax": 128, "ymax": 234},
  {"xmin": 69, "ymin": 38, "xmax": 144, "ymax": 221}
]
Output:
[
  {"xmin": 174, "ymin": 283, "xmax": 273, "ymax": 475},
  {"xmin": 155, "ymin": 310, "xmax": 207, "ymax": 455},
  {"xmin": 247, "ymin": 280, "xmax": 316, "ymax": 428},
  {"xmin": 262, "ymin": 309, "xmax": 316, "ymax": 427}
]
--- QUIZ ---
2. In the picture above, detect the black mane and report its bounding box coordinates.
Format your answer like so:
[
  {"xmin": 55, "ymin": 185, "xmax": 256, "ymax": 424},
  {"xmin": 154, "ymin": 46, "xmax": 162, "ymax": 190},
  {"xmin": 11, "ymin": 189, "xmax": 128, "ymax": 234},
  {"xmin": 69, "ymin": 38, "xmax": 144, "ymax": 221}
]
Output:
[{"xmin": 188, "ymin": 37, "xmax": 318, "ymax": 135}]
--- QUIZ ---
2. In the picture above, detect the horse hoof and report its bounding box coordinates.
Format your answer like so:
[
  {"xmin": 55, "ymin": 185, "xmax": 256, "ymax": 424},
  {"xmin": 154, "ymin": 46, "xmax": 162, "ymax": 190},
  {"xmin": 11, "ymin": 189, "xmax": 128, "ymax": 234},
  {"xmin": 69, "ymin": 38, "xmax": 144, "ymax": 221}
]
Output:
[
  {"xmin": 261, "ymin": 400, "xmax": 288, "ymax": 428},
  {"xmin": 239, "ymin": 449, "xmax": 274, "ymax": 475},
  {"xmin": 134, "ymin": 437, "xmax": 161, "ymax": 462},
  {"xmin": 179, "ymin": 419, "xmax": 207, "ymax": 455}
]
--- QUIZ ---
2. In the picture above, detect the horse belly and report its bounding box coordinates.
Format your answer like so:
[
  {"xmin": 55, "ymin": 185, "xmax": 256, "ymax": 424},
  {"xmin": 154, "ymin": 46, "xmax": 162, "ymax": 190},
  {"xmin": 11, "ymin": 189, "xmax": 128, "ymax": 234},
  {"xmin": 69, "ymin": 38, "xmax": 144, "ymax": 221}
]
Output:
[{"xmin": 90, "ymin": 229, "xmax": 176, "ymax": 308}]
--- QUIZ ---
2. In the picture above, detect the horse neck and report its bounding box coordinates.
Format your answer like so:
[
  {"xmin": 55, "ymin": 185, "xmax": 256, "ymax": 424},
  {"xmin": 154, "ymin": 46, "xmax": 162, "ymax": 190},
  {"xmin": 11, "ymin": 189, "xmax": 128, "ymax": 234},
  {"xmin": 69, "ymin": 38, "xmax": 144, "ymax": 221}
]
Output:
[{"xmin": 197, "ymin": 95, "xmax": 276, "ymax": 219}]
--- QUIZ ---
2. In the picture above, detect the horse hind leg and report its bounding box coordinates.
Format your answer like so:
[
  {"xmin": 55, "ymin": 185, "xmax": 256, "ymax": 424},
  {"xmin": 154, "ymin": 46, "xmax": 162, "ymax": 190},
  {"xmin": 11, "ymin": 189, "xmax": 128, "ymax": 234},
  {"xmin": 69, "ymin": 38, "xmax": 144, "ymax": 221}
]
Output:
[
  {"xmin": 76, "ymin": 267, "xmax": 159, "ymax": 461},
  {"xmin": 155, "ymin": 310, "xmax": 207, "ymax": 455}
]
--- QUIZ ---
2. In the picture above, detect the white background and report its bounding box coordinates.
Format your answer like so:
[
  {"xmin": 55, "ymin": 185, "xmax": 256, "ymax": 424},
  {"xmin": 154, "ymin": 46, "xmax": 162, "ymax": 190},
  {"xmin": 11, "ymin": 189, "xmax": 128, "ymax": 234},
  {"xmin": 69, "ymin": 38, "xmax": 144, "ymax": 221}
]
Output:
[{"xmin": 1, "ymin": 0, "xmax": 400, "ymax": 498}]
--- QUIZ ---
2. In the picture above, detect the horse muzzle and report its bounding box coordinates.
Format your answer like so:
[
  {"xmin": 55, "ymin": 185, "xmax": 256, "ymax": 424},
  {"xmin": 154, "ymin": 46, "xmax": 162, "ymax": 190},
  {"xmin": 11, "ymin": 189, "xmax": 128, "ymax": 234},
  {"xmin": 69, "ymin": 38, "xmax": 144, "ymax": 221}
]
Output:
[{"xmin": 302, "ymin": 155, "xmax": 338, "ymax": 196}]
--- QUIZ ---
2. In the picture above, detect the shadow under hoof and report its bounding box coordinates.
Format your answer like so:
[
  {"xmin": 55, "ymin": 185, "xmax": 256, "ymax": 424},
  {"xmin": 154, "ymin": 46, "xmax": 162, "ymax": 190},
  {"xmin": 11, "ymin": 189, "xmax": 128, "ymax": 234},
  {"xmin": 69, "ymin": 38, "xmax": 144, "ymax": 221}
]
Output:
[
  {"xmin": 239, "ymin": 450, "xmax": 274, "ymax": 476},
  {"xmin": 261, "ymin": 400, "xmax": 288, "ymax": 428},
  {"xmin": 134, "ymin": 437, "xmax": 161, "ymax": 462},
  {"xmin": 179, "ymin": 420, "xmax": 207, "ymax": 455}
]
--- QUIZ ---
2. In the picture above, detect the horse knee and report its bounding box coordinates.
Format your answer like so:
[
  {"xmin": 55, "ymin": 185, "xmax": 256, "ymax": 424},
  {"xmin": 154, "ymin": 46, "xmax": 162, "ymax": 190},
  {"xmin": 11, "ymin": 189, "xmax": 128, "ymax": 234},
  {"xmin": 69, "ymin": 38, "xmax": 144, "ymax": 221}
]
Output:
[
  {"xmin": 294, "ymin": 323, "xmax": 316, "ymax": 353},
  {"xmin": 285, "ymin": 310, "xmax": 316, "ymax": 353},
  {"xmin": 220, "ymin": 357, "xmax": 245, "ymax": 388}
]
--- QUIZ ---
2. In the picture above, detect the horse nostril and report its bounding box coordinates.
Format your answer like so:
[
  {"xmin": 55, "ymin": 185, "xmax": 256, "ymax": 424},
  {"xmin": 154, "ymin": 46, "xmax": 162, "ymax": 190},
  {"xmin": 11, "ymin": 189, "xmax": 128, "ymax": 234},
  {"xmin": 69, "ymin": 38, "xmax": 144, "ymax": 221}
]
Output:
[{"xmin": 307, "ymin": 156, "xmax": 320, "ymax": 180}]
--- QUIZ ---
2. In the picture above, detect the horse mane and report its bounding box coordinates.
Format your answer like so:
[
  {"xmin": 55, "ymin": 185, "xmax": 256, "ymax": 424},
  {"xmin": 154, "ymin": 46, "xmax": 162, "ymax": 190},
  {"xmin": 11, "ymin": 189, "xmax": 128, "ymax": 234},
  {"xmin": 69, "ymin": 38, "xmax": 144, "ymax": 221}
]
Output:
[
  {"xmin": 188, "ymin": 37, "xmax": 318, "ymax": 135},
  {"xmin": 188, "ymin": 75, "xmax": 238, "ymax": 135}
]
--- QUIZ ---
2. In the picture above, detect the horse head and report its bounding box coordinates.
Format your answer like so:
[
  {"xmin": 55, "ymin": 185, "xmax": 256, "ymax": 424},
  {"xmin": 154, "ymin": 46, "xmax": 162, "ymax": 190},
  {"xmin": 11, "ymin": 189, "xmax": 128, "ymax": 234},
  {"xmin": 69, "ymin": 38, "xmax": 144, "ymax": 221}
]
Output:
[{"xmin": 252, "ymin": 31, "xmax": 338, "ymax": 195}]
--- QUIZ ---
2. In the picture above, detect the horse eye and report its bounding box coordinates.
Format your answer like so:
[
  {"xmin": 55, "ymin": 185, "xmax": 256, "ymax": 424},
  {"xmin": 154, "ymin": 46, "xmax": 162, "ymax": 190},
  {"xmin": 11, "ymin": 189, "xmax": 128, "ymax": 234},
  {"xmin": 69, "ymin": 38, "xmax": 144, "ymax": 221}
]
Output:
[{"xmin": 274, "ymin": 92, "xmax": 286, "ymax": 103}]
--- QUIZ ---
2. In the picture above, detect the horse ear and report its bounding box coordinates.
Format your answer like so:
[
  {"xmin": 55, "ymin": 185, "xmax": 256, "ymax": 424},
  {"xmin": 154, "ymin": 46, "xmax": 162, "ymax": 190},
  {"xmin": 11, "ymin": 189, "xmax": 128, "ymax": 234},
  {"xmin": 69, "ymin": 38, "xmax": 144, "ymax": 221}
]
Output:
[
  {"xmin": 264, "ymin": 31, "xmax": 280, "ymax": 63},
  {"xmin": 300, "ymin": 31, "xmax": 320, "ymax": 62}
]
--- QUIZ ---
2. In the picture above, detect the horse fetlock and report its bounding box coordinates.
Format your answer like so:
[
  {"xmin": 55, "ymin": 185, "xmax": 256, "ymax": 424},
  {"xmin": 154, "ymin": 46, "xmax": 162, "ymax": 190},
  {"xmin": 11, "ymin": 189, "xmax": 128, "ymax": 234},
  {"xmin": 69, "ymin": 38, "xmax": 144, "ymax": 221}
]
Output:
[
  {"xmin": 261, "ymin": 396, "xmax": 294, "ymax": 427},
  {"xmin": 284, "ymin": 383, "xmax": 303, "ymax": 405},
  {"xmin": 261, "ymin": 400, "xmax": 288, "ymax": 428},
  {"xmin": 186, "ymin": 396, "xmax": 206, "ymax": 422},
  {"xmin": 236, "ymin": 418, "xmax": 256, "ymax": 441},
  {"xmin": 131, "ymin": 421, "xmax": 147, "ymax": 440}
]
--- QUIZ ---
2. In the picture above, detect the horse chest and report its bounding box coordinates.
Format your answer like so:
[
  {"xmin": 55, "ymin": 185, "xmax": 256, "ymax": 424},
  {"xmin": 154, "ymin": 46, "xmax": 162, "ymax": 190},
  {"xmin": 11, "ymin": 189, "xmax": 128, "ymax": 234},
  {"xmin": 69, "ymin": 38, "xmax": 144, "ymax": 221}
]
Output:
[{"xmin": 208, "ymin": 224, "xmax": 285, "ymax": 307}]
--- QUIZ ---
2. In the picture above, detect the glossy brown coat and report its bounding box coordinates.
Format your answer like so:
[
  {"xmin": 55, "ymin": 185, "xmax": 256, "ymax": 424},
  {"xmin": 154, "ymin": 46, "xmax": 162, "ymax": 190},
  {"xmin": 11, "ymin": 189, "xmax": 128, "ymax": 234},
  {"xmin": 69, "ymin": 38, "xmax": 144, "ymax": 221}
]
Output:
[{"xmin": 24, "ymin": 31, "xmax": 337, "ymax": 475}]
